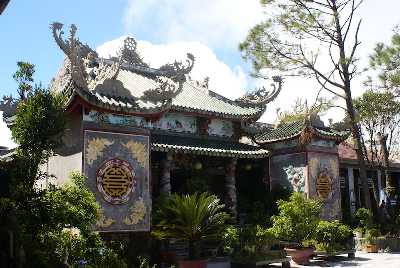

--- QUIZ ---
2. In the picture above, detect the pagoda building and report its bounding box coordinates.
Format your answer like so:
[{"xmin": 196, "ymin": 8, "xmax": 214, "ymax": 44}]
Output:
[
  {"xmin": 0, "ymin": 22, "xmax": 357, "ymax": 232},
  {"xmin": 43, "ymin": 23, "xmax": 282, "ymax": 232}
]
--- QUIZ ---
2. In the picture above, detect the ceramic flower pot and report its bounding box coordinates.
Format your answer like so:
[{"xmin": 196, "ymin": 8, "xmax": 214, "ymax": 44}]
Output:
[
  {"xmin": 364, "ymin": 244, "xmax": 378, "ymax": 253},
  {"xmin": 284, "ymin": 247, "xmax": 314, "ymax": 265}
]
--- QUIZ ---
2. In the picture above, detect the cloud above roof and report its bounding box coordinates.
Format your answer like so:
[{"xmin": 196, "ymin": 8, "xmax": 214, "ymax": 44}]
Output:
[{"xmin": 97, "ymin": 37, "xmax": 247, "ymax": 100}]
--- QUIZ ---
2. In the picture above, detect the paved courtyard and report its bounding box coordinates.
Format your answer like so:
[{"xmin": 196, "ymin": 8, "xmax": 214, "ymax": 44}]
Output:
[{"xmin": 270, "ymin": 252, "xmax": 400, "ymax": 268}]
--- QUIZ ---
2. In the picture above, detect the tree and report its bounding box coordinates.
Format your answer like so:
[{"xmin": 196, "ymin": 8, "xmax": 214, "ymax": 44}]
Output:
[
  {"xmin": 277, "ymin": 97, "xmax": 331, "ymax": 125},
  {"xmin": 354, "ymin": 91, "xmax": 400, "ymax": 194},
  {"xmin": 13, "ymin": 61, "xmax": 35, "ymax": 101},
  {"xmin": 369, "ymin": 27, "xmax": 400, "ymax": 95},
  {"xmin": 240, "ymin": 0, "xmax": 372, "ymax": 208}
]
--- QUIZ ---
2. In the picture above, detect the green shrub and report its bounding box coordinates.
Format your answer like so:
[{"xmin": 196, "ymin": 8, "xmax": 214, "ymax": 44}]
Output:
[
  {"xmin": 226, "ymin": 225, "xmax": 279, "ymax": 263},
  {"xmin": 313, "ymin": 220, "xmax": 353, "ymax": 253},
  {"xmin": 269, "ymin": 192, "xmax": 322, "ymax": 247},
  {"xmin": 152, "ymin": 192, "xmax": 230, "ymax": 260},
  {"xmin": 365, "ymin": 228, "xmax": 381, "ymax": 245},
  {"xmin": 354, "ymin": 208, "xmax": 373, "ymax": 230}
]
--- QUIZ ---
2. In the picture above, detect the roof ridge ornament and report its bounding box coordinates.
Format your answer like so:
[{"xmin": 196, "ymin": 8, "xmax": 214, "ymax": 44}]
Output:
[
  {"xmin": 235, "ymin": 76, "xmax": 282, "ymax": 107},
  {"xmin": 0, "ymin": 95, "xmax": 18, "ymax": 119},
  {"xmin": 120, "ymin": 37, "xmax": 149, "ymax": 68},
  {"xmin": 51, "ymin": 22, "xmax": 121, "ymax": 91},
  {"xmin": 50, "ymin": 22, "xmax": 195, "ymax": 106}
]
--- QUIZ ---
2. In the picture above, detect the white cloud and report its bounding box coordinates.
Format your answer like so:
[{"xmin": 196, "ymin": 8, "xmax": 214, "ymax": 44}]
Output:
[
  {"xmin": 0, "ymin": 112, "xmax": 15, "ymax": 148},
  {"xmin": 123, "ymin": 0, "xmax": 264, "ymax": 49},
  {"xmin": 97, "ymin": 37, "xmax": 248, "ymax": 99}
]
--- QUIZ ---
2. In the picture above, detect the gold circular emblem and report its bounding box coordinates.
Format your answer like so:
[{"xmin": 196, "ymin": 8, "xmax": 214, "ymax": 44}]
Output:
[
  {"xmin": 97, "ymin": 159, "xmax": 135, "ymax": 204},
  {"xmin": 316, "ymin": 171, "xmax": 332, "ymax": 199}
]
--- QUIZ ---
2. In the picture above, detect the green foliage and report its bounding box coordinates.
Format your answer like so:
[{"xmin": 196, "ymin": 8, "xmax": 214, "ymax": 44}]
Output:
[
  {"xmin": 354, "ymin": 208, "xmax": 374, "ymax": 230},
  {"xmin": 269, "ymin": 192, "xmax": 322, "ymax": 246},
  {"xmin": 12, "ymin": 86, "xmax": 66, "ymax": 163},
  {"xmin": 364, "ymin": 228, "xmax": 381, "ymax": 245},
  {"xmin": 13, "ymin": 61, "xmax": 35, "ymax": 100},
  {"xmin": 152, "ymin": 192, "xmax": 230, "ymax": 260},
  {"xmin": 313, "ymin": 220, "xmax": 353, "ymax": 253},
  {"xmin": 354, "ymin": 90, "xmax": 400, "ymax": 163},
  {"xmin": 223, "ymin": 225, "xmax": 279, "ymax": 263},
  {"xmin": 370, "ymin": 28, "xmax": 400, "ymax": 91},
  {"xmin": 277, "ymin": 98, "xmax": 332, "ymax": 125}
]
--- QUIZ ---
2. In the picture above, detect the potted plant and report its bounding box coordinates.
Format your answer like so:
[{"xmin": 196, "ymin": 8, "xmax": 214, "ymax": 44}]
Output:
[
  {"xmin": 152, "ymin": 193, "xmax": 230, "ymax": 268},
  {"xmin": 313, "ymin": 220, "xmax": 354, "ymax": 255},
  {"xmin": 224, "ymin": 225, "xmax": 288, "ymax": 268},
  {"xmin": 353, "ymin": 227, "xmax": 364, "ymax": 239},
  {"xmin": 364, "ymin": 228, "xmax": 380, "ymax": 253},
  {"xmin": 269, "ymin": 192, "xmax": 322, "ymax": 265}
]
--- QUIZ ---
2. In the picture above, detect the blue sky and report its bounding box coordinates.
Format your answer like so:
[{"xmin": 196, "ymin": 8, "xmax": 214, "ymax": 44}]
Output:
[{"xmin": 1, "ymin": 0, "xmax": 400, "ymax": 147}]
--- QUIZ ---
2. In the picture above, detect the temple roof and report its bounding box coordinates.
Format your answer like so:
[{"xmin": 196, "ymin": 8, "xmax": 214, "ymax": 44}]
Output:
[
  {"xmin": 46, "ymin": 23, "xmax": 282, "ymax": 121},
  {"xmin": 64, "ymin": 68, "xmax": 265, "ymax": 119},
  {"xmin": 254, "ymin": 119, "xmax": 350, "ymax": 144},
  {"xmin": 151, "ymin": 134, "xmax": 269, "ymax": 158}
]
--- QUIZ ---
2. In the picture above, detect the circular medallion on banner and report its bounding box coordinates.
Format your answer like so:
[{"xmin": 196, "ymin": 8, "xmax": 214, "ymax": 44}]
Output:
[
  {"xmin": 97, "ymin": 158, "xmax": 135, "ymax": 204},
  {"xmin": 316, "ymin": 170, "xmax": 332, "ymax": 200}
]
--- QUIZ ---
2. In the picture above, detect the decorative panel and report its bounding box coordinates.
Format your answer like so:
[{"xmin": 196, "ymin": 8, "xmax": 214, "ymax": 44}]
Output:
[
  {"xmin": 307, "ymin": 152, "xmax": 341, "ymax": 220},
  {"xmin": 207, "ymin": 119, "xmax": 233, "ymax": 137},
  {"xmin": 83, "ymin": 130, "xmax": 150, "ymax": 232},
  {"xmin": 269, "ymin": 153, "xmax": 307, "ymax": 193},
  {"xmin": 83, "ymin": 111, "xmax": 197, "ymax": 134},
  {"xmin": 310, "ymin": 139, "xmax": 335, "ymax": 148}
]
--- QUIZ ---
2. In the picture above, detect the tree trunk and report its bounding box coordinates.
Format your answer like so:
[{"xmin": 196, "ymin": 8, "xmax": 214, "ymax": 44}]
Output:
[
  {"xmin": 378, "ymin": 133, "xmax": 394, "ymax": 197},
  {"xmin": 225, "ymin": 158, "xmax": 237, "ymax": 219},
  {"xmin": 332, "ymin": 1, "xmax": 372, "ymax": 209}
]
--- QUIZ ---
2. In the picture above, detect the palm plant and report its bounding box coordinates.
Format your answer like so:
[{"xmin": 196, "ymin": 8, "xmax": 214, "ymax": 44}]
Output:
[{"xmin": 152, "ymin": 192, "xmax": 230, "ymax": 260}]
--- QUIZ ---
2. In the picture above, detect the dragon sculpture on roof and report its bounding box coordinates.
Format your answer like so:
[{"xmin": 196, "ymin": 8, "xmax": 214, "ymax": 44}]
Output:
[
  {"xmin": 235, "ymin": 76, "xmax": 283, "ymax": 107},
  {"xmin": 50, "ymin": 22, "xmax": 195, "ymax": 106}
]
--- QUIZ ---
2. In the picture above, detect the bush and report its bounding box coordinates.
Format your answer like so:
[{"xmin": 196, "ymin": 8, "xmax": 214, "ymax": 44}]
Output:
[
  {"xmin": 354, "ymin": 208, "xmax": 373, "ymax": 230},
  {"xmin": 225, "ymin": 225, "xmax": 279, "ymax": 263},
  {"xmin": 269, "ymin": 192, "xmax": 322, "ymax": 247},
  {"xmin": 365, "ymin": 228, "xmax": 381, "ymax": 245},
  {"xmin": 313, "ymin": 220, "xmax": 353, "ymax": 253},
  {"xmin": 152, "ymin": 192, "xmax": 230, "ymax": 260}
]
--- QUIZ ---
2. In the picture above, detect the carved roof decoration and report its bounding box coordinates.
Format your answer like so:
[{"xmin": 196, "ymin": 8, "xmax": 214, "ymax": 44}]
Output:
[
  {"xmin": 0, "ymin": 95, "xmax": 18, "ymax": 119},
  {"xmin": 50, "ymin": 22, "xmax": 195, "ymax": 114},
  {"xmin": 235, "ymin": 76, "xmax": 282, "ymax": 107},
  {"xmin": 45, "ymin": 22, "xmax": 277, "ymax": 120}
]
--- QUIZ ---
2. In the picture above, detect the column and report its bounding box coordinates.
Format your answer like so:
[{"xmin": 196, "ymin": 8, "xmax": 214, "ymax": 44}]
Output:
[
  {"xmin": 160, "ymin": 152, "xmax": 173, "ymax": 196},
  {"xmin": 377, "ymin": 169, "xmax": 382, "ymax": 204},
  {"xmin": 225, "ymin": 158, "xmax": 238, "ymax": 219},
  {"xmin": 347, "ymin": 167, "xmax": 356, "ymax": 215}
]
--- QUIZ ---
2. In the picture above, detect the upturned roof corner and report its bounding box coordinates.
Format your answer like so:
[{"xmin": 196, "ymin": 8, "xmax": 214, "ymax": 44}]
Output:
[{"xmin": 235, "ymin": 76, "xmax": 282, "ymax": 108}]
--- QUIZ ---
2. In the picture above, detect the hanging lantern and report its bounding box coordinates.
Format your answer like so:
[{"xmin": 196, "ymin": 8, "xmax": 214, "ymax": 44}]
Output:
[
  {"xmin": 244, "ymin": 163, "xmax": 252, "ymax": 171},
  {"xmin": 193, "ymin": 161, "xmax": 203, "ymax": 170}
]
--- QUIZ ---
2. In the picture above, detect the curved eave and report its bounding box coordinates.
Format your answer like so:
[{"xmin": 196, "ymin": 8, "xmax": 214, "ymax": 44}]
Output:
[
  {"xmin": 170, "ymin": 104, "xmax": 265, "ymax": 121},
  {"xmin": 255, "ymin": 123, "xmax": 350, "ymax": 145},
  {"xmin": 66, "ymin": 88, "xmax": 170, "ymax": 117},
  {"xmin": 313, "ymin": 128, "xmax": 350, "ymax": 143},
  {"xmin": 151, "ymin": 143, "xmax": 269, "ymax": 159}
]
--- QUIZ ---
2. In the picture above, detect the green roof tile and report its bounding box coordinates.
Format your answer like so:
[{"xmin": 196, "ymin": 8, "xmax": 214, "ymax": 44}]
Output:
[
  {"xmin": 255, "ymin": 120, "xmax": 349, "ymax": 144},
  {"xmin": 87, "ymin": 69, "xmax": 264, "ymax": 119},
  {"xmin": 151, "ymin": 134, "xmax": 269, "ymax": 158}
]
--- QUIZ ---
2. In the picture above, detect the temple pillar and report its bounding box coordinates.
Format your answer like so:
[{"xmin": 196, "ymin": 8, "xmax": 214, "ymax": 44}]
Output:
[
  {"xmin": 160, "ymin": 152, "xmax": 173, "ymax": 196},
  {"xmin": 348, "ymin": 167, "xmax": 356, "ymax": 215},
  {"xmin": 225, "ymin": 158, "xmax": 237, "ymax": 219}
]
